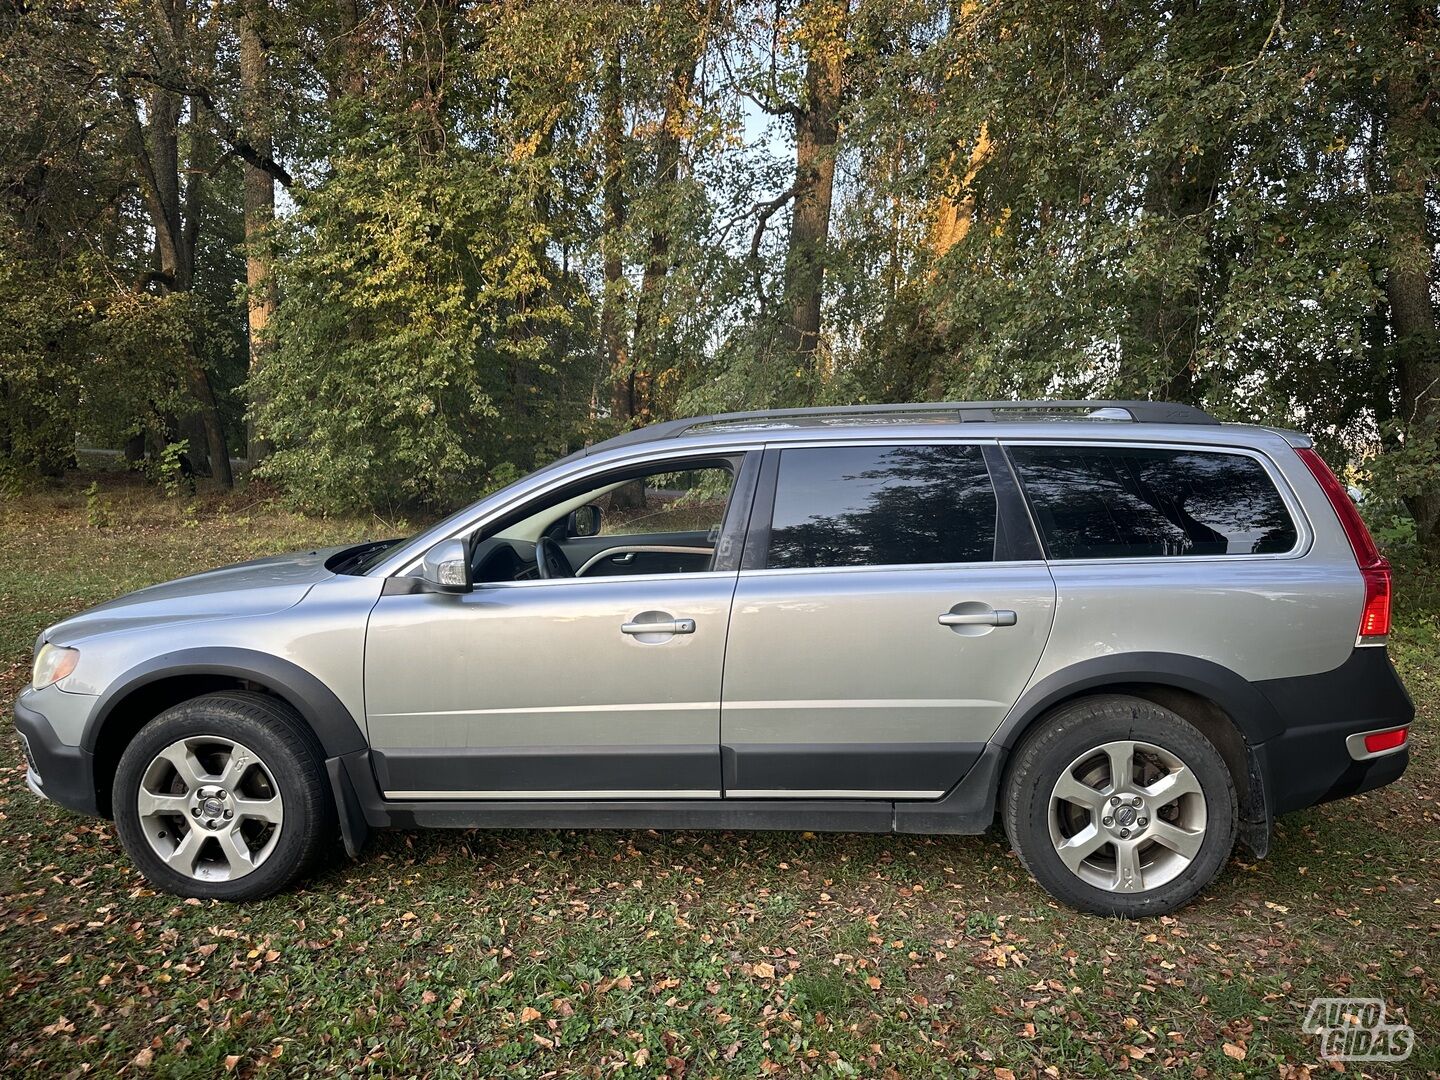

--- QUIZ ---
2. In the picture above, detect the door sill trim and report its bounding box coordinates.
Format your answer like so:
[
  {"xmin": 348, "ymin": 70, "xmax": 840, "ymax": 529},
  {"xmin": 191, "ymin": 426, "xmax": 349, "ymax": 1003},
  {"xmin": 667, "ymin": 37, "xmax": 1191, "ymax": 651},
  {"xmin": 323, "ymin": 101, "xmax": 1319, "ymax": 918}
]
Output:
[
  {"xmin": 727, "ymin": 789, "xmax": 945, "ymax": 800},
  {"xmin": 384, "ymin": 788, "xmax": 719, "ymax": 800}
]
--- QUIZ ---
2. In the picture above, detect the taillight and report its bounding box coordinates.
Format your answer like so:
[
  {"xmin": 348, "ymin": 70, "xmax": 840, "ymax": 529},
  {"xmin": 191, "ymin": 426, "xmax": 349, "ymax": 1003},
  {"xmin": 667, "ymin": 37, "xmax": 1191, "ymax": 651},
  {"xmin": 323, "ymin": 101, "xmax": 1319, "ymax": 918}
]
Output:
[{"xmin": 1295, "ymin": 447, "xmax": 1392, "ymax": 644}]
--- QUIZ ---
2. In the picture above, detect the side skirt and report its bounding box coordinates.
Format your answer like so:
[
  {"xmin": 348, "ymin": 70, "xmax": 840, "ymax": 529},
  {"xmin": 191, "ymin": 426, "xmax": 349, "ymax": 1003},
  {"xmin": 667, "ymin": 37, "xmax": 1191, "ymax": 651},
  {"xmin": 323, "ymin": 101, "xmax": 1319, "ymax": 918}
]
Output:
[{"xmin": 326, "ymin": 744, "xmax": 1008, "ymax": 850}]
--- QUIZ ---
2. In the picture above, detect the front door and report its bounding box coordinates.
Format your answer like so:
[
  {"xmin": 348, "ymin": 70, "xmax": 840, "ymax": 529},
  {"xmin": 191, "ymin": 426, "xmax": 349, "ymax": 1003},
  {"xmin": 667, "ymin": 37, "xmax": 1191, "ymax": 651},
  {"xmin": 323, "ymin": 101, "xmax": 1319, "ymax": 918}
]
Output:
[
  {"xmin": 364, "ymin": 454, "xmax": 752, "ymax": 799},
  {"xmin": 720, "ymin": 442, "xmax": 1056, "ymax": 799}
]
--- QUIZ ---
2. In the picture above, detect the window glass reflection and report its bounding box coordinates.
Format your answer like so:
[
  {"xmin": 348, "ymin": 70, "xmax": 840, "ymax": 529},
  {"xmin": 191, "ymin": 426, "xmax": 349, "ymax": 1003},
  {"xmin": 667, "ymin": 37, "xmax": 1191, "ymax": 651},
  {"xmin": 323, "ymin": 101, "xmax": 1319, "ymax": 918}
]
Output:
[
  {"xmin": 768, "ymin": 445, "xmax": 998, "ymax": 569},
  {"xmin": 1009, "ymin": 445, "xmax": 1298, "ymax": 559}
]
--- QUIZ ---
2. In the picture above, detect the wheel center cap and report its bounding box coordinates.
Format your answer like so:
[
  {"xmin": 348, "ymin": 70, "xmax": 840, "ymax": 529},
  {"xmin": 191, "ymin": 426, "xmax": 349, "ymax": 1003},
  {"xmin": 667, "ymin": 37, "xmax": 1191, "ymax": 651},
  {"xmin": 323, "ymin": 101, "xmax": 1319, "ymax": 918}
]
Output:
[
  {"xmin": 202, "ymin": 797, "xmax": 224, "ymax": 818},
  {"xmin": 1115, "ymin": 805, "xmax": 1137, "ymax": 827}
]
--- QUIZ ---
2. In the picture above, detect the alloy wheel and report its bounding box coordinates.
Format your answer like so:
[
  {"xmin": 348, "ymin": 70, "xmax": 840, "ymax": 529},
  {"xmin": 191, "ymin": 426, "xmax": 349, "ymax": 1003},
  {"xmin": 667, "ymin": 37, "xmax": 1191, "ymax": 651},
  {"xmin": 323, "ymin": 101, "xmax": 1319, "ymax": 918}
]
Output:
[
  {"xmin": 135, "ymin": 735, "xmax": 285, "ymax": 882},
  {"xmin": 1047, "ymin": 739, "xmax": 1207, "ymax": 893}
]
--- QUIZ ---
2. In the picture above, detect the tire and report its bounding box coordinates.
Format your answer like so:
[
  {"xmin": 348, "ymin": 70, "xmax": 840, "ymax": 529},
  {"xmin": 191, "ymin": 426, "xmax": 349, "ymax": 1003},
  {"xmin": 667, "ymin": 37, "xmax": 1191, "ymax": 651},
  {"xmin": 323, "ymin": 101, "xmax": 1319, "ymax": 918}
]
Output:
[
  {"xmin": 1002, "ymin": 694, "xmax": 1237, "ymax": 918},
  {"xmin": 112, "ymin": 691, "xmax": 335, "ymax": 901}
]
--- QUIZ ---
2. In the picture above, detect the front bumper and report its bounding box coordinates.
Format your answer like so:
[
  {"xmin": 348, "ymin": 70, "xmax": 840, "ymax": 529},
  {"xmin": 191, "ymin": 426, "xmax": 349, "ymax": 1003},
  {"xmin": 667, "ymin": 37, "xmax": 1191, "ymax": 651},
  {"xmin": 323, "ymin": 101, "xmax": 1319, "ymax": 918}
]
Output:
[{"xmin": 13, "ymin": 690, "xmax": 102, "ymax": 817}]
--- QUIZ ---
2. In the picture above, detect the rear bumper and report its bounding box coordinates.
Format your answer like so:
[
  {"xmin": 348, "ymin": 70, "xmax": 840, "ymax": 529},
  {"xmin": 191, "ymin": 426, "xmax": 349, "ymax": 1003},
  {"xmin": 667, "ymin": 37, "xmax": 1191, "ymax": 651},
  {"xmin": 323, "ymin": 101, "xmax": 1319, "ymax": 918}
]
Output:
[
  {"xmin": 13, "ymin": 693, "xmax": 101, "ymax": 817},
  {"xmin": 1254, "ymin": 647, "xmax": 1413, "ymax": 816}
]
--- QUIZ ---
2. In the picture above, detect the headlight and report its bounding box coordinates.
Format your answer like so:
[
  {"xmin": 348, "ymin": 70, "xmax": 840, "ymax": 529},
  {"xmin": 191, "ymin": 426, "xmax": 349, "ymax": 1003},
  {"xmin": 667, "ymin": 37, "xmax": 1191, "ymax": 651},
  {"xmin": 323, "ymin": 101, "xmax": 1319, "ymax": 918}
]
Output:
[{"xmin": 32, "ymin": 644, "xmax": 79, "ymax": 689}]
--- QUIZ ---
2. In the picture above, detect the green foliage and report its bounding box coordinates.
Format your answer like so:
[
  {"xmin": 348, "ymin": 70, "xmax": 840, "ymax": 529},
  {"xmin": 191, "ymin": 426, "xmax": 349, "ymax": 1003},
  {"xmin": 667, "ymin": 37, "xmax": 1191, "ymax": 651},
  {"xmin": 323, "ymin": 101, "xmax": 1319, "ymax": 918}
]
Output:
[
  {"xmin": 155, "ymin": 441, "xmax": 192, "ymax": 500},
  {"xmin": 1, "ymin": 0, "xmax": 1435, "ymax": 530},
  {"xmin": 249, "ymin": 136, "xmax": 587, "ymax": 513},
  {"xmin": 83, "ymin": 481, "xmax": 108, "ymax": 529},
  {"xmin": 0, "ymin": 231, "xmax": 85, "ymax": 478}
]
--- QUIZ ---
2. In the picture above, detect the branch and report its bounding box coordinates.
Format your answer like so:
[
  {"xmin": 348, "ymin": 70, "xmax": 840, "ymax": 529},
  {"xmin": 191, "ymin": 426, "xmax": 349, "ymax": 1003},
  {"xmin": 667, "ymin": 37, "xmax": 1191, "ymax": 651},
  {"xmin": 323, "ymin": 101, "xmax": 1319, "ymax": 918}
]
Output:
[
  {"xmin": 747, "ymin": 181, "xmax": 800, "ymax": 313},
  {"xmin": 749, "ymin": 182, "xmax": 799, "ymax": 262},
  {"xmin": 121, "ymin": 69, "xmax": 294, "ymax": 187},
  {"xmin": 717, "ymin": 47, "xmax": 801, "ymax": 119}
]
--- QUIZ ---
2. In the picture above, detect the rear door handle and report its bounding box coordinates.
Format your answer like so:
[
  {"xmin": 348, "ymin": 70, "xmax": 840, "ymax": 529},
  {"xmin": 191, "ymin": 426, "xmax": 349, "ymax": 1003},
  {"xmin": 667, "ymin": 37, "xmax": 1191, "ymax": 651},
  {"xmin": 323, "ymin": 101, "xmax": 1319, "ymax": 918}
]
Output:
[
  {"xmin": 938, "ymin": 610, "xmax": 1017, "ymax": 627},
  {"xmin": 622, "ymin": 618, "xmax": 696, "ymax": 635}
]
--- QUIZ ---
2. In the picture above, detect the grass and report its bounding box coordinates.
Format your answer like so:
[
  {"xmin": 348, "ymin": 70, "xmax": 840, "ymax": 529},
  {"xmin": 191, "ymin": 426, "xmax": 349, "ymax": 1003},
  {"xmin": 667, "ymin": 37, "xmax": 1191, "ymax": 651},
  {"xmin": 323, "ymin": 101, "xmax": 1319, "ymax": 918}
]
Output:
[{"xmin": 1, "ymin": 476, "xmax": 1437, "ymax": 1078}]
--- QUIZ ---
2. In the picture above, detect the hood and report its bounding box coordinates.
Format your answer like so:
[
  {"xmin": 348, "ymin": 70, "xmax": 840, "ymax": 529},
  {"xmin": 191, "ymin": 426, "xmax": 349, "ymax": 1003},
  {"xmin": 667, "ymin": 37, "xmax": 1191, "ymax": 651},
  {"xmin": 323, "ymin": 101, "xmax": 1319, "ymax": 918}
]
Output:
[{"xmin": 43, "ymin": 547, "xmax": 345, "ymax": 644}]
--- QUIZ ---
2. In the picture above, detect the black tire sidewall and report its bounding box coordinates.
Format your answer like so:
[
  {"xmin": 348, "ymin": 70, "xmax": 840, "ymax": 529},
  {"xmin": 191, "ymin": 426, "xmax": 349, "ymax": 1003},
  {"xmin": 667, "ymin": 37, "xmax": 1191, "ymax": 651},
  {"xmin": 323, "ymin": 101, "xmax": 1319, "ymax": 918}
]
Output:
[
  {"xmin": 1004, "ymin": 696, "xmax": 1237, "ymax": 918},
  {"xmin": 112, "ymin": 695, "xmax": 328, "ymax": 901}
]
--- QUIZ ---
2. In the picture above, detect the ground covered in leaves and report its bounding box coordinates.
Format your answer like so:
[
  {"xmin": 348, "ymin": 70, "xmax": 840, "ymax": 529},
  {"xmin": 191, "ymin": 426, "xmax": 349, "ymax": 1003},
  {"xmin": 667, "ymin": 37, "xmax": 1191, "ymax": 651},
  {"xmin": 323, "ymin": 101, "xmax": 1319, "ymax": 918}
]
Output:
[{"xmin": 1, "ymin": 479, "xmax": 1437, "ymax": 1078}]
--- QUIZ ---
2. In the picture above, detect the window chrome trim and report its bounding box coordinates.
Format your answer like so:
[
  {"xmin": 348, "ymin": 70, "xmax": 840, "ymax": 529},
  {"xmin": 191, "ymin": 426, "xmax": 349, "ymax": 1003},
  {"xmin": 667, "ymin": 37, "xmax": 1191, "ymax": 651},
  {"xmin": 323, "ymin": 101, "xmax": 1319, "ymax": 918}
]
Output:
[
  {"xmin": 999, "ymin": 438, "xmax": 1314, "ymax": 563},
  {"xmin": 736, "ymin": 559, "xmax": 1052, "ymax": 579}
]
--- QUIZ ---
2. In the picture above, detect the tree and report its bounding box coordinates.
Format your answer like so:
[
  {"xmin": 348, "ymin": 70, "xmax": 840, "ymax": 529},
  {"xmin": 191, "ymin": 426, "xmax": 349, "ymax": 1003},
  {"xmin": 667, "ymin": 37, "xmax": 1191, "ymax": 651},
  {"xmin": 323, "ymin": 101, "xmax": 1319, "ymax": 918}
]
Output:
[{"xmin": 239, "ymin": 0, "xmax": 277, "ymax": 468}]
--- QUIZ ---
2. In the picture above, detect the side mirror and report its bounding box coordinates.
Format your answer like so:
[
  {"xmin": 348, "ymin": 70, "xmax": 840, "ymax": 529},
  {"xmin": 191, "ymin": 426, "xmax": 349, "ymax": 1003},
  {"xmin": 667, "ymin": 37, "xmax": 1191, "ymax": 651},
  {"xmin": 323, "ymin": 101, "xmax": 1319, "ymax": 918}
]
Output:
[
  {"xmin": 567, "ymin": 503, "xmax": 604, "ymax": 538},
  {"xmin": 420, "ymin": 539, "xmax": 471, "ymax": 593}
]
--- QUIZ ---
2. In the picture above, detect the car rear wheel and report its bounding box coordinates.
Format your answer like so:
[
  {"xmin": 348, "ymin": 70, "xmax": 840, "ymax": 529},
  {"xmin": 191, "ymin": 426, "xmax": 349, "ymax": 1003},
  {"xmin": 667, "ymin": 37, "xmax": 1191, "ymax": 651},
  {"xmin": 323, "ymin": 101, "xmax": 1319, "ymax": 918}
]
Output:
[
  {"xmin": 1003, "ymin": 694, "xmax": 1237, "ymax": 917},
  {"xmin": 113, "ymin": 691, "xmax": 334, "ymax": 900}
]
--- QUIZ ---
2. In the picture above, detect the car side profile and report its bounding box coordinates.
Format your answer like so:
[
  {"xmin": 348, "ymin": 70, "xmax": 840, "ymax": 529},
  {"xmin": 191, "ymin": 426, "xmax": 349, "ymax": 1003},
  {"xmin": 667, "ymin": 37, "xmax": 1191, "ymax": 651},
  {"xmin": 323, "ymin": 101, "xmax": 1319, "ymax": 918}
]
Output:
[{"xmin": 14, "ymin": 400, "xmax": 1413, "ymax": 916}]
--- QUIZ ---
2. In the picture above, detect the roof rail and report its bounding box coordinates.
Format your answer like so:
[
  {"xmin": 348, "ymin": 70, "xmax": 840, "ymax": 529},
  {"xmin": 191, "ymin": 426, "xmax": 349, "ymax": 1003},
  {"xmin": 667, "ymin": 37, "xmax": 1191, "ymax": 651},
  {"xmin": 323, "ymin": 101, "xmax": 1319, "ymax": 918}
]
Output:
[
  {"xmin": 581, "ymin": 399, "xmax": 1219, "ymax": 456},
  {"xmin": 685, "ymin": 399, "xmax": 1216, "ymax": 429}
]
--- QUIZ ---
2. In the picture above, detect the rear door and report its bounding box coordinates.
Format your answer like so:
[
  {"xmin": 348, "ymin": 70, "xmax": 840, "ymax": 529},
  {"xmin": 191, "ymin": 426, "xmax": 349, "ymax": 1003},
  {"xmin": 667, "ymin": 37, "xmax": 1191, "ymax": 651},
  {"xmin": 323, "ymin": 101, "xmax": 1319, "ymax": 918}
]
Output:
[{"xmin": 719, "ymin": 441, "xmax": 1057, "ymax": 799}]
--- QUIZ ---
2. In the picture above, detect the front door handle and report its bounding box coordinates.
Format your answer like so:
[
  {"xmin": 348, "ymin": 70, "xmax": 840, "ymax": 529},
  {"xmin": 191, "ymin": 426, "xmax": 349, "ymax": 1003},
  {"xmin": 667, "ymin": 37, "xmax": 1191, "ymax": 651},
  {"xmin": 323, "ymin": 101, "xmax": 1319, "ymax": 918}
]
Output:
[
  {"xmin": 622, "ymin": 617, "xmax": 696, "ymax": 635},
  {"xmin": 938, "ymin": 610, "xmax": 1017, "ymax": 627}
]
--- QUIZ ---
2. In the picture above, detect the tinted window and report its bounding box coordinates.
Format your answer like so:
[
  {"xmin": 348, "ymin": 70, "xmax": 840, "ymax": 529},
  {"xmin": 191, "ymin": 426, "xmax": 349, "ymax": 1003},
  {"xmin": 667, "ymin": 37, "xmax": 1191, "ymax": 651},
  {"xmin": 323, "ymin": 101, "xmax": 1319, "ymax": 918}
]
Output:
[
  {"xmin": 766, "ymin": 445, "xmax": 997, "ymax": 569},
  {"xmin": 1008, "ymin": 445, "xmax": 1298, "ymax": 559}
]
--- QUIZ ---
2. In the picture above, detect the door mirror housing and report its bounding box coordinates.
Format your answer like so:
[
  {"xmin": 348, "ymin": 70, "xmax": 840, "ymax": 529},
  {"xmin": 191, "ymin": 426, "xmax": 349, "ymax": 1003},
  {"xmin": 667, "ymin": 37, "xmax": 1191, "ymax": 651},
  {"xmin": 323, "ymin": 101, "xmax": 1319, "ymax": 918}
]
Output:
[
  {"xmin": 567, "ymin": 503, "xmax": 604, "ymax": 538},
  {"xmin": 420, "ymin": 539, "xmax": 471, "ymax": 593}
]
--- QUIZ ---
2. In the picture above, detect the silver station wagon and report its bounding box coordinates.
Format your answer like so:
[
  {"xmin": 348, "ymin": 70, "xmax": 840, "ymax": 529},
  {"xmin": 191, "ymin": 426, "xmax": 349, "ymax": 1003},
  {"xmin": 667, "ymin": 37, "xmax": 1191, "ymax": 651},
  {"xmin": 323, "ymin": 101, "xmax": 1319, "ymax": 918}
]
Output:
[{"xmin": 14, "ymin": 401, "xmax": 1413, "ymax": 916}]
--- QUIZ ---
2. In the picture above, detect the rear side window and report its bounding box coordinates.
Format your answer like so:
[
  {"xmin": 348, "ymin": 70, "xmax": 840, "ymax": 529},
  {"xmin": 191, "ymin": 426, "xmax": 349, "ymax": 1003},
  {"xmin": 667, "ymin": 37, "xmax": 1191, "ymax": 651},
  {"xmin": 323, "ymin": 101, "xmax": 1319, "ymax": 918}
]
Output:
[
  {"xmin": 1008, "ymin": 445, "xmax": 1298, "ymax": 559},
  {"xmin": 766, "ymin": 444, "xmax": 997, "ymax": 569}
]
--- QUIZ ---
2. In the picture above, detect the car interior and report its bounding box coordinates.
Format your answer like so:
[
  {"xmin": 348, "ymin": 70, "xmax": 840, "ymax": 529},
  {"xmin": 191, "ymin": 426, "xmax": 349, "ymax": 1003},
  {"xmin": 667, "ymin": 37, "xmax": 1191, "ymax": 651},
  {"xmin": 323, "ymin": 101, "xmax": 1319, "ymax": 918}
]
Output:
[{"xmin": 467, "ymin": 460, "xmax": 737, "ymax": 583}]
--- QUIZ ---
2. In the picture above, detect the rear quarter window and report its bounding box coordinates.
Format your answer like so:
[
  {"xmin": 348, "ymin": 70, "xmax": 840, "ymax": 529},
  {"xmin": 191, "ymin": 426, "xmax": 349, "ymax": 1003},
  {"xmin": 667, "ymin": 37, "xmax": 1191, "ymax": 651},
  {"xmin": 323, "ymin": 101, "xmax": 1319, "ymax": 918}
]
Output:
[{"xmin": 1007, "ymin": 444, "xmax": 1298, "ymax": 559}]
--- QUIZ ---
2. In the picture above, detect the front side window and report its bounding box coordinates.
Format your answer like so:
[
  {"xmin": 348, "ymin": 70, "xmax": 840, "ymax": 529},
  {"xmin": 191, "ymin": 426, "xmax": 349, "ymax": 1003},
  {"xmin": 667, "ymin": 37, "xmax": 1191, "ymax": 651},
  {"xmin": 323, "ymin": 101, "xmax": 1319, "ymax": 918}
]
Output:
[
  {"xmin": 472, "ymin": 458, "xmax": 739, "ymax": 583},
  {"xmin": 1008, "ymin": 444, "xmax": 1298, "ymax": 559},
  {"xmin": 765, "ymin": 444, "xmax": 998, "ymax": 570}
]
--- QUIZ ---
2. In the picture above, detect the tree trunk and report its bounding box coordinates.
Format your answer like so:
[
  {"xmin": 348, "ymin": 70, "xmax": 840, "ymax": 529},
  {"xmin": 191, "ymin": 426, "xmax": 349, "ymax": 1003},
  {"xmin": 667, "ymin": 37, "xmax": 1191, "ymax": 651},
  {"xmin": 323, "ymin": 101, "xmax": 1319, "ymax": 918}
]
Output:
[
  {"xmin": 930, "ymin": 125, "xmax": 991, "ymax": 258},
  {"xmin": 631, "ymin": 13, "xmax": 707, "ymax": 425},
  {"xmin": 1385, "ymin": 25, "xmax": 1440, "ymax": 542},
  {"xmin": 240, "ymin": 0, "xmax": 276, "ymax": 469},
  {"xmin": 599, "ymin": 41, "xmax": 632, "ymax": 426},
  {"xmin": 124, "ymin": 0, "xmax": 233, "ymax": 488},
  {"xmin": 783, "ymin": 0, "xmax": 846, "ymax": 374},
  {"xmin": 1126, "ymin": 144, "xmax": 1223, "ymax": 406},
  {"xmin": 334, "ymin": 0, "xmax": 367, "ymax": 98}
]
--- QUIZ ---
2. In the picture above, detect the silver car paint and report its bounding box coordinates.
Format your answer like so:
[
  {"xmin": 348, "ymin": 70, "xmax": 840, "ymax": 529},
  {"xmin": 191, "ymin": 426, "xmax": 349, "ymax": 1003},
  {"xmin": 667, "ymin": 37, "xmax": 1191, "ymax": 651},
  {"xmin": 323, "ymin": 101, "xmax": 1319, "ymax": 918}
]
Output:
[
  {"xmin": 722, "ymin": 562, "xmax": 1056, "ymax": 795},
  {"xmin": 364, "ymin": 571, "xmax": 739, "ymax": 795},
  {"xmin": 39, "ymin": 569, "xmax": 383, "ymax": 748},
  {"xmin": 22, "ymin": 418, "xmax": 1363, "ymax": 804}
]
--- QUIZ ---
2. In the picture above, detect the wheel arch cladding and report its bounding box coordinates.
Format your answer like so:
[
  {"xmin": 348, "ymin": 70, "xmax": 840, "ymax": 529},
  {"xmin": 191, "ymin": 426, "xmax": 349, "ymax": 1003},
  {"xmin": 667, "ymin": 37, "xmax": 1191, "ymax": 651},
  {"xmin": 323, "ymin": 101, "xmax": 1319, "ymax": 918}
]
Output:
[
  {"xmin": 84, "ymin": 649, "xmax": 366, "ymax": 817},
  {"xmin": 995, "ymin": 653, "xmax": 1279, "ymax": 841}
]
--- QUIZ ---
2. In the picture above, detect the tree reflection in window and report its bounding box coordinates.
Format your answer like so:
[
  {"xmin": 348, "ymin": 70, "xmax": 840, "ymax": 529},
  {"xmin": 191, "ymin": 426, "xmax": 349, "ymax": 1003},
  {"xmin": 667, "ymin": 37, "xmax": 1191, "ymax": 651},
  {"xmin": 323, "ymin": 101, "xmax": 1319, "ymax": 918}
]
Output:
[
  {"xmin": 1008, "ymin": 446, "xmax": 1298, "ymax": 559},
  {"xmin": 767, "ymin": 445, "xmax": 997, "ymax": 569}
]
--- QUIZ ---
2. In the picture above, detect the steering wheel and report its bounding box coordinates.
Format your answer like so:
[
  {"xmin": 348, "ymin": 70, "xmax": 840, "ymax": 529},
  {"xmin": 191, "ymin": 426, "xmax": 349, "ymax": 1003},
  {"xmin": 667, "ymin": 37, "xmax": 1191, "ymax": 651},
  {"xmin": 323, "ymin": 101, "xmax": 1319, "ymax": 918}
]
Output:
[{"xmin": 535, "ymin": 536, "xmax": 574, "ymax": 579}]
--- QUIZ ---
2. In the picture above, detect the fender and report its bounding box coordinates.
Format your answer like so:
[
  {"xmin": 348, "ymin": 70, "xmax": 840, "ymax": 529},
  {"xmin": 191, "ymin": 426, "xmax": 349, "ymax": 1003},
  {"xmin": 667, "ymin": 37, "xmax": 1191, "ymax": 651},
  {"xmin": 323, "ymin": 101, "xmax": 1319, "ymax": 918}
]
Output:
[
  {"xmin": 993, "ymin": 651, "xmax": 1286, "ymax": 749},
  {"xmin": 83, "ymin": 648, "xmax": 368, "ymax": 759}
]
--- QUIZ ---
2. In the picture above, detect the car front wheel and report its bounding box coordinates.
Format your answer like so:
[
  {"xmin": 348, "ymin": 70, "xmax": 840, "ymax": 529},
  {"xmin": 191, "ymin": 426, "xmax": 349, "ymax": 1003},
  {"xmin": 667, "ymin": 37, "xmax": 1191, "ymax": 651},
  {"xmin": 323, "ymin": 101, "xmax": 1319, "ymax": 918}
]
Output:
[
  {"xmin": 1003, "ymin": 694, "xmax": 1238, "ymax": 917},
  {"xmin": 112, "ymin": 691, "xmax": 334, "ymax": 900}
]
